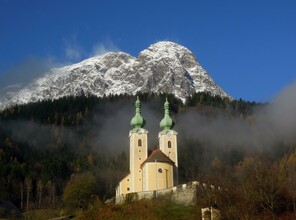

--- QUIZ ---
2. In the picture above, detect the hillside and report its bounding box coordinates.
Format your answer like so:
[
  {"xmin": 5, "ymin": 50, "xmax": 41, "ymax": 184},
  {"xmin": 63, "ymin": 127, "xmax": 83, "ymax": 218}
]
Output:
[{"xmin": 0, "ymin": 93, "xmax": 296, "ymax": 219}]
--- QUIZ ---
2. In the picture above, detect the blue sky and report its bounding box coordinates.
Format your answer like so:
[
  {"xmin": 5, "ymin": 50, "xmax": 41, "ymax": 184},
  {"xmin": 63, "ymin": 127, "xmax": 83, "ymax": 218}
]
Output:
[{"xmin": 0, "ymin": 0, "xmax": 295, "ymax": 102}]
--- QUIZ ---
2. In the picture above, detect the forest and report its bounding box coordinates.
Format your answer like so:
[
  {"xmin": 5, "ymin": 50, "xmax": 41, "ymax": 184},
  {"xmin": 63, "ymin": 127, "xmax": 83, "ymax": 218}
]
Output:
[{"xmin": 0, "ymin": 92, "xmax": 296, "ymax": 219}]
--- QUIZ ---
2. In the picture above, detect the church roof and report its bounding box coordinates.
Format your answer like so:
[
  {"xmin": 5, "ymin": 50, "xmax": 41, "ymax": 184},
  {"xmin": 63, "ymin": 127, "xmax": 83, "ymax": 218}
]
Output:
[
  {"xmin": 141, "ymin": 148, "xmax": 174, "ymax": 168},
  {"xmin": 160, "ymin": 98, "xmax": 174, "ymax": 131},
  {"xmin": 130, "ymin": 96, "xmax": 146, "ymax": 130}
]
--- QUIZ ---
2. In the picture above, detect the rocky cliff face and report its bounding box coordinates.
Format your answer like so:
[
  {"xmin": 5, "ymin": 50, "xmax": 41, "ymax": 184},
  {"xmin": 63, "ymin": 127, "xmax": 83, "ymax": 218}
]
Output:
[{"xmin": 0, "ymin": 41, "xmax": 231, "ymax": 110}]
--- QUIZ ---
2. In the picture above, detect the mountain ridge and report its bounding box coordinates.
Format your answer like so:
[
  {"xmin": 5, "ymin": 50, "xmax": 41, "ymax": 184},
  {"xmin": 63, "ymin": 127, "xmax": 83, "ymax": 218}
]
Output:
[{"xmin": 0, "ymin": 41, "xmax": 232, "ymax": 110}]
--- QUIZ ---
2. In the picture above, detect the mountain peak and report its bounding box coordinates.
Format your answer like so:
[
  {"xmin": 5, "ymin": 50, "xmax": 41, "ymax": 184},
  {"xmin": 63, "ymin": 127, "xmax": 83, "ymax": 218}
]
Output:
[
  {"xmin": 140, "ymin": 41, "xmax": 192, "ymax": 57},
  {"xmin": 147, "ymin": 41, "xmax": 185, "ymax": 50},
  {"xmin": 0, "ymin": 41, "xmax": 231, "ymax": 110}
]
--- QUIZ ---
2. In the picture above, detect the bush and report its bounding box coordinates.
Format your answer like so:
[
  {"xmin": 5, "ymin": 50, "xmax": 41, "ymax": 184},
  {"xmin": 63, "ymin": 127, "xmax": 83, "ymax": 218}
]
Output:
[{"xmin": 62, "ymin": 172, "xmax": 97, "ymax": 210}]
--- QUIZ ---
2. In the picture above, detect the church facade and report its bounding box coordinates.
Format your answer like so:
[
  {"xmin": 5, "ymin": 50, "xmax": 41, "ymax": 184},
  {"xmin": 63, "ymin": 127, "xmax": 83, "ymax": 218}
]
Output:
[{"xmin": 115, "ymin": 97, "xmax": 178, "ymax": 196}]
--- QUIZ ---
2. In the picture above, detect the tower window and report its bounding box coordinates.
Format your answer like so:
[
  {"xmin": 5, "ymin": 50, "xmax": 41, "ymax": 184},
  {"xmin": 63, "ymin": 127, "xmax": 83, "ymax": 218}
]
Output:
[
  {"xmin": 127, "ymin": 187, "xmax": 130, "ymax": 191},
  {"xmin": 138, "ymin": 139, "xmax": 142, "ymax": 147},
  {"xmin": 168, "ymin": 141, "xmax": 171, "ymax": 148}
]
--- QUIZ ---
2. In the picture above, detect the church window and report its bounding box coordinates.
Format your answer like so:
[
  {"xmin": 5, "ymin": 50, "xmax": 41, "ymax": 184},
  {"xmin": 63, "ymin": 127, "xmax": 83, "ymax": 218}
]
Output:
[
  {"xmin": 139, "ymin": 170, "xmax": 141, "ymax": 172},
  {"xmin": 139, "ymin": 157, "xmax": 141, "ymax": 160},
  {"xmin": 127, "ymin": 179, "xmax": 129, "ymax": 181},
  {"xmin": 168, "ymin": 141, "xmax": 172, "ymax": 148},
  {"xmin": 127, "ymin": 187, "xmax": 130, "ymax": 191},
  {"xmin": 138, "ymin": 139, "xmax": 142, "ymax": 147},
  {"xmin": 158, "ymin": 168, "xmax": 163, "ymax": 173}
]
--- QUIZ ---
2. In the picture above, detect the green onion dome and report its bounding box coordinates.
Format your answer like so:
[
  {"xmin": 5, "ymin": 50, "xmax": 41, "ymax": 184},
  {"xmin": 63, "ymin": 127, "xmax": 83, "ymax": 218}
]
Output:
[
  {"xmin": 130, "ymin": 96, "xmax": 145, "ymax": 129},
  {"xmin": 160, "ymin": 98, "xmax": 174, "ymax": 131}
]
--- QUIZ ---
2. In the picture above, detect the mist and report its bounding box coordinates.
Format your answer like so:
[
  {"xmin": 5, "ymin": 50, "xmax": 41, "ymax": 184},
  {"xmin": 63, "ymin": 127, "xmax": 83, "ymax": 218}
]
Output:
[
  {"xmin": 0, "ymin": 57, "xmax": 55, "ymax": 93},
  {"xmin": 0, "ymin": 98, "xmax": 164, "ymax": 156},
  {"xmin": 1, "ymin": 119, "xmax": 80, "ymax": 153},
  {"xmin": 80, "ymin": 80, "xmax": 296, "ymax": 157},
  {"xmin": 265, "ymin": 81, "xmax": 296, "ymax": 141},
  {"xmin": 175, "ymin": 80, "xmax": 296, "ymax": 155},
  {"xmin": 89, "ymin": 99, "xmax": 163, "ymax": 153},
  {"xmin": 1, "ymin": 80, "xmax": 296, "ymax": 161}
]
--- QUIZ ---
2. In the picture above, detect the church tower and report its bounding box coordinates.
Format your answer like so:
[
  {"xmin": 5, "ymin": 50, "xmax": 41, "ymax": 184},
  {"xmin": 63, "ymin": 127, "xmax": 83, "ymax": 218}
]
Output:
[
  {"xmin": 115, "ymin": 97, "xmax": 177, "ymax": 198},
  {"xmin": 129, "ymin": 97, "xmax": 148, "ymax": 192},
  {"xmin": 158, "ymin": 98, "xmax": 178, "ymax": 183}
]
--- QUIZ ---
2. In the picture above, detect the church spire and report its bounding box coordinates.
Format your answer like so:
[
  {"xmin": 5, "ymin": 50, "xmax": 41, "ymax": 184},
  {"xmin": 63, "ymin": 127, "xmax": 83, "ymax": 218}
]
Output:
[
  {"xmin": 130, "ymin": 96, "xmax": 145, "ymax": 129},
  {"xmin": 160, "ymin": 98, "xmax": 174, "ymax": 131}
]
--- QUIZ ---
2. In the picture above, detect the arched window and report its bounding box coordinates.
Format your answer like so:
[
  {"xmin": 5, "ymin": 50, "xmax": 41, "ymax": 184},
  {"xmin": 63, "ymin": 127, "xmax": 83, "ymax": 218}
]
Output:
[
  {"xmin": 138, "ymin": 139, "xmax": 142, "ymax": 147},
  {"xmin": 168, "ymin": 141, "xmax": 171, "ymax": 148}
]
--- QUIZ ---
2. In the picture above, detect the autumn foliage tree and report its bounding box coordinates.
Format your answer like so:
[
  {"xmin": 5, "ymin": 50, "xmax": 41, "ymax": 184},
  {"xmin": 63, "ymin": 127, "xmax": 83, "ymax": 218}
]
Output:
[
  {"xmin": 62, "ymin": 172, "xmax": 97, "ymax": 210},
  {"xmin": 280, "ymin": 150, "xmax": 296, "ymax": 212},
  {"xmin": 236, "ymin": 157, "xmax": 284, "ymax": 219}
]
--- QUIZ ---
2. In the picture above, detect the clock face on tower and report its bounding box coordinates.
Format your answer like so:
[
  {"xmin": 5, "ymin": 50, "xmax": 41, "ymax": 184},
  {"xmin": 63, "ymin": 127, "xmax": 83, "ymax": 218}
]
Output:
[
  {"xmin": 138, "ymin": 130, "xmax": 143, "ymax": 136},
  {"xmin": 167, "ymin": 131, "xmax": 172, "ymax": 138}
]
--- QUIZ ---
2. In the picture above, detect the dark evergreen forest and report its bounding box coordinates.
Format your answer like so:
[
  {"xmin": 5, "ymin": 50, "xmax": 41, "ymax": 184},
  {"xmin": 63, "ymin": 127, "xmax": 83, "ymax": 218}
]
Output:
[{"xmin": 1, "ymin": 93, "xmax": 295, "ymax": 219}]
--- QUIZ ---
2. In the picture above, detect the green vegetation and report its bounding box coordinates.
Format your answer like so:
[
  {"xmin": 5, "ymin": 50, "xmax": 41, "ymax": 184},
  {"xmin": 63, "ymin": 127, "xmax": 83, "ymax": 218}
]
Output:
[
  {"xmin": 21, "ymin": 199, "xmax": 198, "ymax": 220},
  {"xmin": 62, "ymin": 172, "xmax": 97, "ymax": 210},
  {"xmin": 0, "ymin": 92, "xmax": 295, "ymax": 219},
  {"xmin": 79, "ymin": 199, "xmax": 199, "ymax": 220},
  {"xmin": 24, "ymin": 209, "xmax": 62, "ymax": 220}
]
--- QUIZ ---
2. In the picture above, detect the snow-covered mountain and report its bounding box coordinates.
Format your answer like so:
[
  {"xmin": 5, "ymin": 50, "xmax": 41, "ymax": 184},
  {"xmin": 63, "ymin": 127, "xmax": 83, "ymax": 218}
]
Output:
[{"xmin": 0, "ymin": 41, "xmax": 231, "ymax": 110}]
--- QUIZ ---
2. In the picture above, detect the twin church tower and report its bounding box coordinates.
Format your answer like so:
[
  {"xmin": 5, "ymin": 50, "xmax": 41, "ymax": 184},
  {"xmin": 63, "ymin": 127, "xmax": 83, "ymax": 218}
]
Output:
[{"xmin": 116, "ymin": 97, "xmax": 178, "ymax": 196}]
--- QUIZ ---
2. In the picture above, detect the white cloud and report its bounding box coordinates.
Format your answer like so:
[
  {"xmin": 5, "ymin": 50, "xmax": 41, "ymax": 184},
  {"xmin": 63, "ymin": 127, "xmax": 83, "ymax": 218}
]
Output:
[
  {"xmin": 65, "ymin": 47, "xmax": 81, "ymax": 60},
  {"xmin": 91, "ymin": 41, "xmax": 120, "ymax": 56},
  {"xmin": 63, "ymin": 36, "xmax": 82, "ymax": 61}
]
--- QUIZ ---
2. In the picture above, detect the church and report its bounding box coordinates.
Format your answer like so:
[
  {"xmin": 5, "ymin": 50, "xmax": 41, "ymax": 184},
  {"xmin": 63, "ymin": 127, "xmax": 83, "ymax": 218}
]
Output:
[{"xmin": 115, "ymin": 97, "xmax": 178, "ymax": 196}]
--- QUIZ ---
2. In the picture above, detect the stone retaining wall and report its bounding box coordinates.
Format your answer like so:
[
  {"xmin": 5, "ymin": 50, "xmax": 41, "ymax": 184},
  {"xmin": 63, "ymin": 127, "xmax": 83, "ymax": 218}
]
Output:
[{"xmin": 115, "ymin": 180, "xmax": 220, "ymax": 205}]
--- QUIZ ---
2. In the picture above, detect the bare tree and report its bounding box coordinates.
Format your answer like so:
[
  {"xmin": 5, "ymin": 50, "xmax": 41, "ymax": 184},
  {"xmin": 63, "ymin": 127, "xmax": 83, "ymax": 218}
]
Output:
[
  {"xmin": 25, "ymin": 177, "xmax": 32, "ymax": 211},
  {"xmin": 237, "ymin": 157, "xmax": 283, "ymax": 220},
  {"xmin": 46, "ymin": 181, "xmax": 56, "ymax": 208},
  {"xmin": 37, "ymin": 180, "xmax": 44, "ymax": 208},
  {"xmin": 20, "ymin": 181, "xmax": 24, "ymax": 210}
]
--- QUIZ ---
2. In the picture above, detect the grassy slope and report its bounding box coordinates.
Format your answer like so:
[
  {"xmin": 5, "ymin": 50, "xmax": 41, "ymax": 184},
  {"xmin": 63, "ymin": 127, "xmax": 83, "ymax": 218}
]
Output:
[
  {"xmin": 80, "ymin": 199, "xmax": 200, "ymax": 220},
  {"xmin": 24, "ymin": 199, "xmax": 200, "ymax": 220}
]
